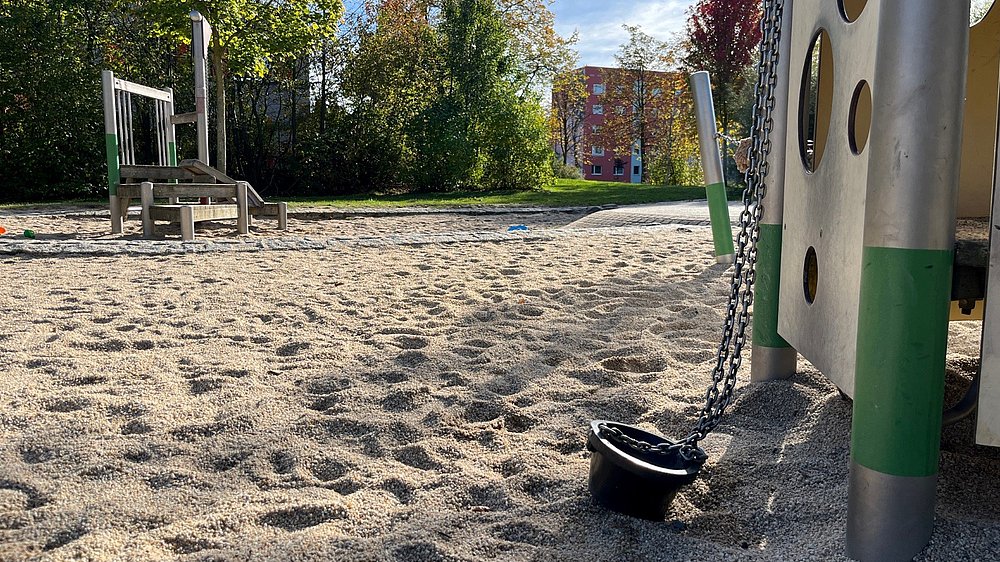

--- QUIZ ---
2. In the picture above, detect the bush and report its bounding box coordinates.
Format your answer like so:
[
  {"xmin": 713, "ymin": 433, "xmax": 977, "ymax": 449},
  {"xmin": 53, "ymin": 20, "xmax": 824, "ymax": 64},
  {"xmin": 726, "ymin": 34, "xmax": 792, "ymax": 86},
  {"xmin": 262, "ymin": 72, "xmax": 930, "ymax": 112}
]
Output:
[{"xmin": 551, "ymin": 158, "xmax": 583, "ymax": 180}]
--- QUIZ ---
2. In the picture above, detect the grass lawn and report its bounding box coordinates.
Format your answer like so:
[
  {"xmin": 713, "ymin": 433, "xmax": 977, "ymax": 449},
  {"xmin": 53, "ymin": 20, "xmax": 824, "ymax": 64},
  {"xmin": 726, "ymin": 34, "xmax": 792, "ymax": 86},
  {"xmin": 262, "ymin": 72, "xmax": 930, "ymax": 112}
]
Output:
[
  {"xmin": 283, "ymin": 178, "xmax": 742, "ymax": 209},
  {"xmin": 1, "ymin": 179, "xmax": 743, "ymax": 211}
]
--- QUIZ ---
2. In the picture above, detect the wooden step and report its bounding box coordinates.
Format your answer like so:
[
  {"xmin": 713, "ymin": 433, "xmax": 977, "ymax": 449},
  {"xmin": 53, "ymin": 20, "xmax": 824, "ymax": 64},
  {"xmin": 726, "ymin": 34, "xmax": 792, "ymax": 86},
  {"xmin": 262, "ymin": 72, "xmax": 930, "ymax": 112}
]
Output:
[
  {"xmin": 119, "ymin": 165, "xmax": 194, "ymax": 181},
  {"xmin": 148, "ymin": 204, "xmax": 240, "ymax": 222},
  {"xmin": 179, "ymin": 159, "xmax": 266, "ymax": 207},
  {"xmin": 118, "ymin": 183, "xmax": 238, "ymax": 200}
]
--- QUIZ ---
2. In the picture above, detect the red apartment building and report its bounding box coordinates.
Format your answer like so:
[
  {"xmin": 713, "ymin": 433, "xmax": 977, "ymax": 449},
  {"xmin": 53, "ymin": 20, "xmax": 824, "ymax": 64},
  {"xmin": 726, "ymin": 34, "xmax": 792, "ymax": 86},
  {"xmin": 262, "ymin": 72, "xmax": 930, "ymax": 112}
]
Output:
[{"xmin": 555, "ymin": 66, "xmax": 642, "ymax": 183}]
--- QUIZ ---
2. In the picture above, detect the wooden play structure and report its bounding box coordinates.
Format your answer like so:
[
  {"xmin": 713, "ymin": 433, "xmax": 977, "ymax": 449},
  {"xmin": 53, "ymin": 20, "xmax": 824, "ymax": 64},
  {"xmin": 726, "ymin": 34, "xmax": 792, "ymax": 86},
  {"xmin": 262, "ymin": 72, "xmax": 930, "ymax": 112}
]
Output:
[
  {"xmin": 101, "ymin": 11, "xmax": 286, "ymax": 241},
  {"xmin": 747, "ymin": 0, "xmax": 999, "ymax": 559}
]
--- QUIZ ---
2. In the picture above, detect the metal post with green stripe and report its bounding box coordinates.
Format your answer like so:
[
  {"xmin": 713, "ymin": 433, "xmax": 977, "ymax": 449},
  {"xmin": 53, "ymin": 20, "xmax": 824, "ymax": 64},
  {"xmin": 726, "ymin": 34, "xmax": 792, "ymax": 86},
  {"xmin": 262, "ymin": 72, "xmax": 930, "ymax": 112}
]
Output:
[
  {"xmin": 690, "ymin": 71, "xmax": 735, "ymax": 264},
  {"xmin": 101, "ymin": 70, "xmax": 122, "ymax": 234},
  {"xmin": 846, "ymin": 1, "xmax": 969, "ymax": 560},
  {"xmin": 751, "ymin": 0, "xmax": 796, "ymax": 382}
]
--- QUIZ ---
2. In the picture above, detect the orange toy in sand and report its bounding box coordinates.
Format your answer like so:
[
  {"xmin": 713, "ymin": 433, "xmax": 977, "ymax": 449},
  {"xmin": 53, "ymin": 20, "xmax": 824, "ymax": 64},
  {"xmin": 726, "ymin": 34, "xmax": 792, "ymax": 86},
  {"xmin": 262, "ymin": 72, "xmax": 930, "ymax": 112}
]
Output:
[{"xmin": 0, "ymin": 226, "xmax": 6, "ymax": 235}]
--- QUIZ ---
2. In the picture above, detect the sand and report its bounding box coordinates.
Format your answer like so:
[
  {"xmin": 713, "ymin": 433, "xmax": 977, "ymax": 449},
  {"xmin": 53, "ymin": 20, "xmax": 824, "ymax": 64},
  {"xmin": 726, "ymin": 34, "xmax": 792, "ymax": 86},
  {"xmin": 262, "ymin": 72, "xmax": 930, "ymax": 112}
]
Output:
[{"xmin": 0, "ymin": 207, "xmax": 997, "ymax": 561}]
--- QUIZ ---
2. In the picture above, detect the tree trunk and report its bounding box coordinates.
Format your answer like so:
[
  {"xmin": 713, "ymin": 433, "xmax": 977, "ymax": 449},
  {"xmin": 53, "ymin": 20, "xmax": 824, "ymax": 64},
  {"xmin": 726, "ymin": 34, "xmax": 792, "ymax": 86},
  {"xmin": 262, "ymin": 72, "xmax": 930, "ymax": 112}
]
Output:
[
  {"xmin": 319, "ymin": 40, "xmax": 328, "ymax": 134},
  {"xmin": 211, "ymin": 34, "xmax": 227, "ymax": 174}
]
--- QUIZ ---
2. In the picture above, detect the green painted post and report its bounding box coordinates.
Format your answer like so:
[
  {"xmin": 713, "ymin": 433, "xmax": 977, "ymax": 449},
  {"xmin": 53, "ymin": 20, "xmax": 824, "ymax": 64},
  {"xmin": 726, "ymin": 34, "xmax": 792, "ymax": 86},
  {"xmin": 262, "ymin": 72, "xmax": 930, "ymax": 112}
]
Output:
[
  {"xmin": 751, "ymin": 0, "xmax": 796, "ymax": 382},
  {"xmin": 101, "ymin": 70, "xmax": 122, "ymax": 234},
  {"xmin": 690, "ymin": 71, "xmax": 735, "ymax": 264},
  {"xmin": 846, "ymin": 1, "xmax": 969, "ymax": 560}
]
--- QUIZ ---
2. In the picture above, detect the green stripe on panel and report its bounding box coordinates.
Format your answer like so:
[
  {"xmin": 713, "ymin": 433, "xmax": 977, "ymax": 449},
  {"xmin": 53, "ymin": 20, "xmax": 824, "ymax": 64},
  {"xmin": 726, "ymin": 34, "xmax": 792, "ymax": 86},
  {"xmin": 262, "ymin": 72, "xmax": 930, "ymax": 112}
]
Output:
[
  {"xmin": 753, "ymin": 223, "xmax": 790, "ymax": 348},
  {"xmin": 168, "ymin": 142, "xmax": 178, "ymax": 167},
  {"xmin": 705, "ymin": 182, "xmax": 735, "ymax": 257},
  {"xmin": 105, "ymin": 133, "xmax": 120, "ymax": 196},
  {"xmin": 851, "ymin": 246, "xmax": 953, "ymax": 477}
]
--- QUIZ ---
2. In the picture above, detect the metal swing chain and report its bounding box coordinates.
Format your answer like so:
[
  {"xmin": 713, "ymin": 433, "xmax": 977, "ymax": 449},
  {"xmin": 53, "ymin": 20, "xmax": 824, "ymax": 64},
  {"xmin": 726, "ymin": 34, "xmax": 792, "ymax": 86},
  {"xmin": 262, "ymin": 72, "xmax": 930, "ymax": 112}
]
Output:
[{"xmin": 598, "ymin": 0, "xmax": 785, "ymax": 463}]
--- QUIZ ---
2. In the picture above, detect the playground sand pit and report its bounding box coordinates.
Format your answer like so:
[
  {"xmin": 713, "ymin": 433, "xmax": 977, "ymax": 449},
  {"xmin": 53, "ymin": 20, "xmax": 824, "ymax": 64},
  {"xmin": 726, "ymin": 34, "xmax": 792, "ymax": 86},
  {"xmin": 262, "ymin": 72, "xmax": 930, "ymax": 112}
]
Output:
[{"xmin": 0, "ymin": 215, "xmax": 998, "ymax": 561}]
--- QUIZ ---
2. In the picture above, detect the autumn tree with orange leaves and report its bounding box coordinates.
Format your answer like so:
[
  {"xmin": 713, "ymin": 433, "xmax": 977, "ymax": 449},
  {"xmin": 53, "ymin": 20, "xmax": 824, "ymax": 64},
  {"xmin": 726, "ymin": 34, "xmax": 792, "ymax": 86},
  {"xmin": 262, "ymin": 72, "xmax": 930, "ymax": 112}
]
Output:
[{"xmin": 683, "ymin": 0, "xmax": 762, "ymax": 139}]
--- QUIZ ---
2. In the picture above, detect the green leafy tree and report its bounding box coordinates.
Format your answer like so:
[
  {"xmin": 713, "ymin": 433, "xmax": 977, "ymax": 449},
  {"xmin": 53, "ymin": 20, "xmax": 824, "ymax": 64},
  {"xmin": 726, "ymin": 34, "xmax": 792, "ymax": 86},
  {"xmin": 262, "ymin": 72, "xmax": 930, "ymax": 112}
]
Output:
[
  {"xmin": 597, "ymin": 25, "xmax": 676, "ymax": 184},
  {"xmin": 0, "ymin": 2, "xmax": 106, "ymax": 201},
  {"xmin": 550, "ymin": 64, "xmax": 587, "ymax": 167},
  {"xmin": 144, "ymin": 0, "xmax": 344, "ymax": 172},
  {"xmin": 683, "ymin": 0, "xmax": 761, "ymax": 140}
]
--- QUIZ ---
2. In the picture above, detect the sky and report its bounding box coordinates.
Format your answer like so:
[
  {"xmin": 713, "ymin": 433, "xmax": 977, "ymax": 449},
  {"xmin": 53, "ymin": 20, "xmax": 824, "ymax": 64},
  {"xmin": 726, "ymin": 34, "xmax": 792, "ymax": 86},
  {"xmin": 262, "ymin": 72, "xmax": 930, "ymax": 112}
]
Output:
[{"xmin": 550, "ymin": 0, "xmax": 697, "ymax": 67}]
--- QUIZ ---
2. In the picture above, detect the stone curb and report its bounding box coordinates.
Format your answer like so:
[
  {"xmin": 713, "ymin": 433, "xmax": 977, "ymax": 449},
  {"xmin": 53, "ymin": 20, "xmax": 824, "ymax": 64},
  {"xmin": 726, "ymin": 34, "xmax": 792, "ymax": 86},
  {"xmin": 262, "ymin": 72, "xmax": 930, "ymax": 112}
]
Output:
[{"xmin": 0, "ymin": 223, "xmax": 707, "ymax": 258}]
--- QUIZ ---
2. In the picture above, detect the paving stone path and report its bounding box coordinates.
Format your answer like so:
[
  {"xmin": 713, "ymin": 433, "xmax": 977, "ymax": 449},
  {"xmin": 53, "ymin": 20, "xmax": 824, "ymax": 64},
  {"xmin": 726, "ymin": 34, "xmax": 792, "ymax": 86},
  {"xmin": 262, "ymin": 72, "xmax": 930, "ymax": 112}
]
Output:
[{"xmin": 0, "ymin": 201, "xmax": 741, "ymax": 257}]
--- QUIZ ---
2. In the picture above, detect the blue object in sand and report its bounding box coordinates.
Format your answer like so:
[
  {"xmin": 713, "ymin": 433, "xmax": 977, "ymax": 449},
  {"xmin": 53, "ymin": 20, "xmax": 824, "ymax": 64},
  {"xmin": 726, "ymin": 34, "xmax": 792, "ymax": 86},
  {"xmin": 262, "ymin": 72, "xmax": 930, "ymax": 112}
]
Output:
[{"xmin": 507, "ymin": 225, "xmax": 529, "ymax": 232}]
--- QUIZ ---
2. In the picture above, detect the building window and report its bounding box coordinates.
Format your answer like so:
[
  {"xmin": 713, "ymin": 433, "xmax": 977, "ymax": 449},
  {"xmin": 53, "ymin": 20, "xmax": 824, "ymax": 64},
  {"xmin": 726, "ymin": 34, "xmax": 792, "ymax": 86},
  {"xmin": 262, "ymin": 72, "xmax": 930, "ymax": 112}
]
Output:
[
  {"xmin": 592, "ymin": 146, "xmax": 604, "ymax": 156},
  {"xmin": 592, "ymin": 104, "xmax": 603, "ymax": 115},
  {"xmin": 592, "ymin": 165, "xmax": 603, "ymax": 175},
  {"xmin": 633, "ymin": 165, "xmax": 640, "ymax": 175},
  {"xmin": 616, "ymin": 106, "xmax": 626, "ymax": 115},
  {"xmin": 593, "ymin": 83, "xmax": 605, "ymax": 95},
  {"xmin": 591, "ymin": 125, "xmax": 600, "ymax": 134},
  {"xmin": 613, "ymin": 165, "xmax": 625, "ymax": 176}
]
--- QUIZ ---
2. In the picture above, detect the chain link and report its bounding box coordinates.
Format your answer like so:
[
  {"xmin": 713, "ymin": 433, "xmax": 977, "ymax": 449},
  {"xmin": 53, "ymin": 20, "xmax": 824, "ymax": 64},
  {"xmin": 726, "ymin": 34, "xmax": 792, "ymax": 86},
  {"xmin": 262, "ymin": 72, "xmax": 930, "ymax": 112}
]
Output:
[{"xmin": 599, "ymin": 0, "xmax": 784, "ymax": 463}]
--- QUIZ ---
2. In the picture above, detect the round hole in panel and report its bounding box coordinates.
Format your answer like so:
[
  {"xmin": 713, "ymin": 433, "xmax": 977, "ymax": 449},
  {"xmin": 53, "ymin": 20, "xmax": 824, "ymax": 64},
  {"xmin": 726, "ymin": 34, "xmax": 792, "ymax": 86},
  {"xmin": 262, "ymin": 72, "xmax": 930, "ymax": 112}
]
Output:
[
  {"xmin": 849, "ymin": 81, "xmax": 872, "ymax": 155},
  {"xmin": 804, "ymin": 247, "xmax": 819, "ymax": 304},
  {"xmin": 798, "ymin": 30, "xmax": 835, "ymax": 173},
  {"xmin": 839, "ymin": 0, "xmax": 868, "ymax": 23},
  {"xmin": 972, "ymin": 0, "xmax": 996, "ymax": 26}
]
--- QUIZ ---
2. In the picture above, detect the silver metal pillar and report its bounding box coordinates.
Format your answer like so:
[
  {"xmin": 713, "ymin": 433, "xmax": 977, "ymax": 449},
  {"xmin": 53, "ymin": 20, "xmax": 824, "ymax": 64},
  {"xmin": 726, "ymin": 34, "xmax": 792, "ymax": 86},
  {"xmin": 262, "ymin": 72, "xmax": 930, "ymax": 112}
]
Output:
[
  {"xmin": 236, "ymin": 182, "xmax": 249, "ymax": 235},
  {"xmin": 101, "ymin": 71, "xmax": 122, "ymax": 234},
  {"xmin": 140, "ymin": 182, "xmax": 155, "ymax": 239},
  {"xmin": 191, "ymin": 10, "xmax": 212, "ymax": 166},
  {"xmin": 277, "ymin": 202, "xmax": 288, "ymax": 230},
  {"xmin": 691, "ymin": 71, "xmax": 726, "ymax": 187},
  {"xmin": 751, "ymin": 0, "xmax": 797, "ymax": 383},
  {"xmin": 180, "ymin": 206, "xmax": 196, "ymax": 241},
  {"xmin": 690, "ymin": 71, "xmax": 736, "ymax": 264},
  {"xmin": 846, "ymin": 1, "xmax": 970, "ymax": 560}
]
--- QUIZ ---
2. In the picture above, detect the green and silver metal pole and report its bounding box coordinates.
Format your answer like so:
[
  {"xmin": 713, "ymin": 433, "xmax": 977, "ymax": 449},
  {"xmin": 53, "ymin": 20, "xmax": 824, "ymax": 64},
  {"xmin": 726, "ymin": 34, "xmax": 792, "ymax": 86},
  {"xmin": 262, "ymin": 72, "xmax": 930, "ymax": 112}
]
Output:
[
  {"xmin": 846, "ymin": 1, "xmax": 969, "ymax": 560},
  {"xmin": 750, "ymin": 0, "xmax": 796, "ymax": 382},
  {"xmin": 165, "ymin": 87, "xmax": 178, "ymax": 167},
  {"xmin": 101, "ymin": 70, "xmax": 122, "ymax": 234},
  {"xmin": 690, "ymin": 71, "xmax": 735, "ymax": 264}
]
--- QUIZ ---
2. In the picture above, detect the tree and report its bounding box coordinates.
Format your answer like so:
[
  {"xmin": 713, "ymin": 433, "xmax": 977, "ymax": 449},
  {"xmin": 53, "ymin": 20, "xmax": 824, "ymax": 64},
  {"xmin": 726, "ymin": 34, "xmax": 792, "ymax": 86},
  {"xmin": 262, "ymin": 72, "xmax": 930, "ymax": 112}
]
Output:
[
  {"xmin": 683, "ymin": 0, "xmax": 761, "ymax": 141},
  {"xmin": 496, "ymin": 0, "xmax": 578, "ymax": 96},
  {"xmin": 596, "ymin": 25, "xmax": 675, "ymax": 184},
  {"xmin": 145, "ymin": 0, "xmax": 344, "ymax": 173},
  {"xmin": 550, "ymin": 66, "xmax": 587, "ymax": 167}
]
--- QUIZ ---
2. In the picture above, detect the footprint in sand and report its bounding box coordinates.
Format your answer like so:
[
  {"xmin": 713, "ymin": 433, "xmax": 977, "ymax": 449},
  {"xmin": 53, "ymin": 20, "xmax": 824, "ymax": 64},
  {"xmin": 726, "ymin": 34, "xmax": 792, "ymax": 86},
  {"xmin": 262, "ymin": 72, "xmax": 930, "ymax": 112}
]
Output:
[
  {"xmin": 391, "ymin": 541, "xmax": 450, "ymax": 562},
  {"xmin": 392, "ymin": 336, "xmax": 428, "ymax": 350},
  {"xmin": 461, "ymin": 482, "xmax": 510, "ymax": 511},
  {"xmin": 19, "ymin": 444, "xmax": 57, "ymax": 464},
  {"xmin": 464, "ymin": 400, "xmax": 504, "ymax": 423},
  {"xmin": 163, "ymin": 536, "xmax": 221, "ymax": 555},
  {"xmin": 380, "ymin": 387, "xmax": 431, "ymax": 412},
  {"xmin": 394, "ymin": 350, "xmax": 429, "ymax": 367},
  {"xmin": 380, "ymin": 477, "xmax": 415, "ymax": 504},
  {"xmin": 121, "ymin": 419, "xmax": 153, "ymax": 435},
  {"xmin": 601, "ymin": 356, "xmax": 664, "ymax": 374},
  {"xmin": 492, "ymin": 521, "xmax": 557, "ymax": 545},
  {"xmin": 394, "ymin": 444, "xmax": 442, "ymax": 471},
  {"xmin": 308, "ymin": 457, "xmax": 349, "ymax": 482},
  {"xmin": 269, "ymin": 450, "xmax": 297, "ymax": 474},
  {"xmin": 122, "ymin": 447, "xmax": 153, "ymax": 463},
  {"xmin": 276, "ymin": 341, "xmax": 310, "ymax": 357},
  {"xmin": 203, "ymin": 450, "xmax": 253, "ymax": 473},
  {"xmin": 42, "ymin": 526, "xmax": 88, "ymax": 552},
  {"xmin": 43, "ymin": 397, "xmax": 90, "ymax": 413},
  {"xmin": 259, "ymin": 504, "xmax": 347, "ymax": 531},
  {"xmin": 494, "ymin": 457, "xmax": 527, "ymax": 478}
]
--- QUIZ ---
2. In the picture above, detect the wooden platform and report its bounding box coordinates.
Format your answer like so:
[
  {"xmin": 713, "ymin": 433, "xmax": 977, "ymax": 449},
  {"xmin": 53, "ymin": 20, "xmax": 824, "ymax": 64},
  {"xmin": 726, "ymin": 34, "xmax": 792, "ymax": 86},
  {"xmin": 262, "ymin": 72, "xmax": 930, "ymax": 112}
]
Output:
[{"xmin": 112, "ymin": 162, "xmax": 288, "ymax": 241}]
